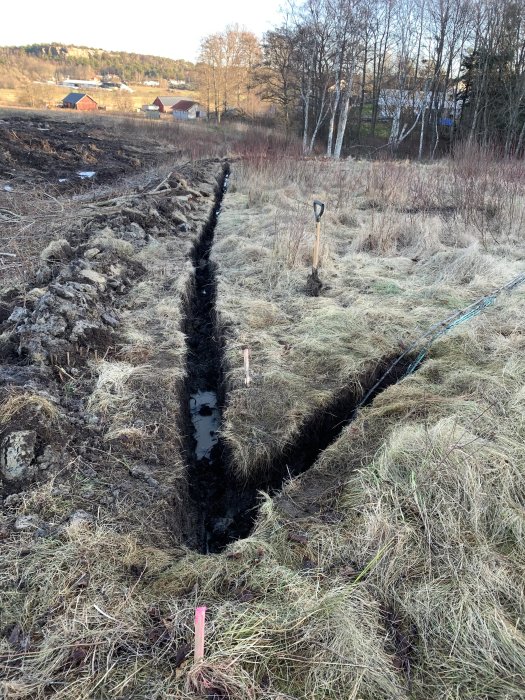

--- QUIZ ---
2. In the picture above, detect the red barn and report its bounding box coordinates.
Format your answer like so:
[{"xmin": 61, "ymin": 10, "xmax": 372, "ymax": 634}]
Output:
[
  {"xmin": 152, "ymin": 96, "xmax": 180, "ymax": 113},
  {"xmin": 62, "ymin": 93, "xmax": 98, "ymax": 111}
]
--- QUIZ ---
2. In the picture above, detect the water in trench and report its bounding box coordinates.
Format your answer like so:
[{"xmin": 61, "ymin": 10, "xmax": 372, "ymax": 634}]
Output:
[
  {"xmin": 184, "ymin": 165, "xmax": 418, "ymax": 553},
  {"xmin": 185, "ymin": 165, "xmax": 233, "ymax": 552}
]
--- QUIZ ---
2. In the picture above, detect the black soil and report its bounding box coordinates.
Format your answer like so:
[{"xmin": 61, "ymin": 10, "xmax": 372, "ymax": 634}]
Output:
[
  {"xmin": 183, "ymin": 164, "xmax": 419, "ymax": 554},
  {"xmin": 0, "ymin": 115, "xmax": 161, "ymax": 190},
  {"xmin": 184, "ymin": 164, "xmax": 231, "ymax": 552}
]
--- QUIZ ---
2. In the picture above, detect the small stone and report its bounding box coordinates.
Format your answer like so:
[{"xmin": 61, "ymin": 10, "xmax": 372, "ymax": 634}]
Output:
[
  {"xmin": 7, "ymin": 307, "xmax": 28, "ymax": 323},
  {"xmin": 35, "ymin": 266, "xmax": 52, "ymax": 285},
  {"xmin": 68, "ymin": 510, "xmax": 95, "ymax": 527},
  {"xmin": 0, "ymin": 431, "xmax": 37, "ymax": 482},
  {"xmin": 4, "ymin": 493, "xmax": 24, "ymax": 507},
  {"xmin": 70, "ymin": 319, "xmax": 101, "ymax": 342},
  {"xmin": 79, "ymin": 269, "xmax": 107, "ymax": 289},
  {"xmin": 50, "ymin": 283, "xmax": 76, "ymax": 300},
  {"xmin": 127, "ymin": 222, "xmax": 146, "ymax": 239},
  {"xmin": 101, "ymin": 312, "xmax": 120, "ymax": 328},
  {"xmin": 25, "ymin": 287, "xmax": 47, "ymax": 302},
  {"xmin": 14, "ymin": 514, "xmax": 40, "ymax": 531},
  {"xmin": 171, "ymin": 211, "xmax": 188, "ymax": 226}
]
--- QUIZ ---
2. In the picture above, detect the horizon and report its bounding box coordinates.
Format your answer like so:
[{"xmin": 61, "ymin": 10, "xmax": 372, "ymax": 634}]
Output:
[{"xmin": 1, "ymin": 0, "xmax": 285, "ymax": 63}]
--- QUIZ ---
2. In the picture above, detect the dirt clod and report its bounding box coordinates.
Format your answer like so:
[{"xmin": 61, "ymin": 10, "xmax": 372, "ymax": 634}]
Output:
[{"xmin": 305, "ymin": 269, "xmax": 323, "ymax": 296}]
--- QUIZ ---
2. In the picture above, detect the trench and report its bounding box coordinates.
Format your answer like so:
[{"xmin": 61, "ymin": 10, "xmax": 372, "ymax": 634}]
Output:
[
  {"xmin": 183, "ymin": 166, "xmax": 419, "ymax": 554},
  {"xmin": 183, "ymin": 164, "xmax": 230, "ymax": 552}
]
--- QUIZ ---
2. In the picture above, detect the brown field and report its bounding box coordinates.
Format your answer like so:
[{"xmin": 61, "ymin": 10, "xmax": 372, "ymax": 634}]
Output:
[
  {"xmin": 0, "ymin": 111, "xmax": 524, "ymax": 699},
  {"xmin": 0, "ymin": 84, "xmax": 200, "ymax": 112}
]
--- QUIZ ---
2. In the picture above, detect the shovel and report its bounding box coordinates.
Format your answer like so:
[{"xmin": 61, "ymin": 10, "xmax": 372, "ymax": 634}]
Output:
[{"xmin": 306, "ymin": 200, "xmax": 325, "ymax": 296}]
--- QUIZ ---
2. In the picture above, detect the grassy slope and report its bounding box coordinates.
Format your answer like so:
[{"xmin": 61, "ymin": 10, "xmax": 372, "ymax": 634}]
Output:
[
  {"xmin": 213, "ymin": 155, "xmax": 523, "ymax": 477},
  {"xmin": 1, "ymin": 137, "xmax": 524, "ymax": 699}
]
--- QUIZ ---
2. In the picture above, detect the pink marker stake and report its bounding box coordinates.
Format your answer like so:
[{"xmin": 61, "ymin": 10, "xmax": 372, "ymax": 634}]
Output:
[{"xmin": 194, "ymin": 606, "xmax": 206, "ymax": 663}]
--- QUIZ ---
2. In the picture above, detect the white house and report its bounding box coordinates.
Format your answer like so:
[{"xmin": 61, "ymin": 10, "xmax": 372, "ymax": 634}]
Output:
[
  {"xmin": 378, "ymin": 89, "xmax": 457, "ymax": 120},
  {"xmin": 172, "ymin": 100, "xmax": 206, "ymax": 120}
]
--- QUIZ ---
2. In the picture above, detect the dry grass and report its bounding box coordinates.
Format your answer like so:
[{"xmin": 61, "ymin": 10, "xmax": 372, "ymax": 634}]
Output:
[
  {"xmin": 212, "ymin": 152, "xmax": 524, "ymax": 477},
  {"xmin": 277, "ymin": 300, "xmax": 525, "ymax": 698},
  {"xmin": 0, "ymin": 392, "xmax": 60, "ymax": 426},
  {"xmin": 2, "ymin": 135, "xmax": 525, "ymax": 699}
]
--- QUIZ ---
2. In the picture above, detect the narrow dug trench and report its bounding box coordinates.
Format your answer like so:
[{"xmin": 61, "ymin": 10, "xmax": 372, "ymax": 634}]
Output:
[
  {"xmin": 183, "ymin": 169, "xmax": 418, "ymax": 553},
  {"xmin": 184, "ymin": 164, "xmax": 230, "ymax": 551}
]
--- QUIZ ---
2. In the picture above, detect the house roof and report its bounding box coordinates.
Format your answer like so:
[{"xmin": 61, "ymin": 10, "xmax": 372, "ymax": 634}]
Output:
[
  {"xmin": 173, "ymin": 100, "xmax": 198, "ymax": 111},
  {"xmin": 63, "ymin": 92, "xmax": 95, "ymax": 104},
  {"xmin": 154, "ymin": 96, "xmax": 181, "ymax": 107}
]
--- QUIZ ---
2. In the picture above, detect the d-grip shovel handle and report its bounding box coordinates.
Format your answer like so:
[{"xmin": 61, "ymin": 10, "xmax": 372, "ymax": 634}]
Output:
[{"xmin": 313, "ymin": 200, "xmax": 325, "ymax": 222}]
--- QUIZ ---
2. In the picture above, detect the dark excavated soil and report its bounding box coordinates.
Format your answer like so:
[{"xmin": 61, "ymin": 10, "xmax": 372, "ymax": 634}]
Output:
[{"xmin": 0, "ymin": 114, "xmax": 163, "ymax": 191}]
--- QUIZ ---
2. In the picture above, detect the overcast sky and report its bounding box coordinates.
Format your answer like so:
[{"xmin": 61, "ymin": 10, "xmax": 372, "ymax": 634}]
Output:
[{"xmin": 1, "ymin": 0, "xmax": 285, "ymax": 62}]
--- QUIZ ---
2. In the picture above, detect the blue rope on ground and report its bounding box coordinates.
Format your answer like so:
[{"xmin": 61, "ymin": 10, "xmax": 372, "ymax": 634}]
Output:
[{"xmin": 358, "ymin": 271, "xmax": 525, "ymax": 408}]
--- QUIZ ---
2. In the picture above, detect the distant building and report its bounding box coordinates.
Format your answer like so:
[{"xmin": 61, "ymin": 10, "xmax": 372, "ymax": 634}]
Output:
[
  {"xmin": 377, "ymin": 89, "xmax": 457, "ymax": 120},
  {"xmin": 60, "ymin": 79, "xmax": 101, "ymax": 89},
  {"xmin": 140, "ymin": 105, "xmax": 161, "ymax": 119},
  {"xmin": 62, "ymin": 93, "xmax": 98, "ymax": 111},
  {"xmin": 172, "ymin": 100, "xmax": 205, "ymax": 120},
  {"xmin": 101, "ymin": 74, "xmax": 122, "ymax": 83},
  {"xmin": 169, "ymin": 79, "xmax": 186, "ymax": 88},
  {"xmin": 152, "ymin": 96, "xmax": 182, "ymax": 113},
  {"xmin": 144, "ymin": 80, "xmax": 160, "ymax": 87}
]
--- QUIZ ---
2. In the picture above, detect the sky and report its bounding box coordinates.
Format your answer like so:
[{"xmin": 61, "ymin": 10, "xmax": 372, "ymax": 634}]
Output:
[{"xmin": 1, "ymin": 0, "xmax": 285, "ymax": 62}]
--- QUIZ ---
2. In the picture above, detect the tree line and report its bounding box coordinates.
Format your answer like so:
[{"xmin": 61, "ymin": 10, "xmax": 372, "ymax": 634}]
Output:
[
  {"xmin": 0, "ymin": 45, "xmax": 196, "ymax": 85},
  {"xmin": 197, "ymin": 1, "xmax": 525, "ymax": 158}
]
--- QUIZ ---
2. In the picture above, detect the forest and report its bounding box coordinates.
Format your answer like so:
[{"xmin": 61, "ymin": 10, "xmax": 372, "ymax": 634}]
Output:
[
  {"xmin": 0, "ymin": 44, "xmax": 196, "ymax": 86},
  {"xmin": 198, "ymin": 0, "xmax": 525, "ymax": 157}
]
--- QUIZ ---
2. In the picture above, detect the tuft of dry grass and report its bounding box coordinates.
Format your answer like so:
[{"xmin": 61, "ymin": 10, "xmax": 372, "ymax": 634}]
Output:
[{"xmin": 0, "ymin": 391, "xmax": 60, "ymax": 426}]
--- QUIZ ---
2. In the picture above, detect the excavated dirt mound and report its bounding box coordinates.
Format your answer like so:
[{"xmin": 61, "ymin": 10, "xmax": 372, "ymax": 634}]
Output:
[{"xmin": 0, "ymin": 158, "xmax": 224, "ymax": 545}]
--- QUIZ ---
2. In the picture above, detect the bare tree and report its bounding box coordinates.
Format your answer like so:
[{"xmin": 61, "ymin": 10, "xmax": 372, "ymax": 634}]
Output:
[{"xmin": 198, "ymin": 27, "xmax": 262, "ymax": 123}]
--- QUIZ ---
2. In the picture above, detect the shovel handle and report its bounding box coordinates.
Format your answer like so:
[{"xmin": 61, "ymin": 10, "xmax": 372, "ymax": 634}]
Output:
[{"xmin": 313, "ymin": 200, "xmax": 325, "ymax": 223}]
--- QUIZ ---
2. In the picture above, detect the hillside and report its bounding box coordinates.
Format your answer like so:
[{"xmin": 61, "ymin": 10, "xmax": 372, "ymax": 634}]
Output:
[{"xmin": 0, "ymin": 43, "xmax": 196, "ymax": 88}]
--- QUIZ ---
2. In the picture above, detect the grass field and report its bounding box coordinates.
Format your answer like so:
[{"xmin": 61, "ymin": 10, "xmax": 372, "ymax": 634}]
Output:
[{"xmin": 0, "ymin": 115, "xmax": 524, "ymax": 699}]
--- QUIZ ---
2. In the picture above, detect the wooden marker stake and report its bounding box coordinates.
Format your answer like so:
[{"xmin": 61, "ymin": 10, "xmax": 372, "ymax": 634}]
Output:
[
  {"xmin": 243, "ymin": 347, "xmax": 251, "ymax": 387},
  {"xmin": 194, "ymin": 606, "xmax": 207, "ymax": 664}
]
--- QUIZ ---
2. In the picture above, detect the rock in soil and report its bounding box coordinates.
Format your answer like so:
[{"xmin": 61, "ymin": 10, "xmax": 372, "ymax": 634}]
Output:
[
  {"xmin": 0, "ymin": 431, "xmax": 38, "ymax": 482},
  {"xmin": 14, "ymin": 514, "xmax": 40, "ymax": 531}
]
